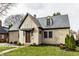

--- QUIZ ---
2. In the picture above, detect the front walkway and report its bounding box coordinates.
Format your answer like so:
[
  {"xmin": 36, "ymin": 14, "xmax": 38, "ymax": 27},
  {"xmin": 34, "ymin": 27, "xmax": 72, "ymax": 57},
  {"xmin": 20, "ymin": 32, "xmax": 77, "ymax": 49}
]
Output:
[
  {"xmin": 0, "ymin": 43, "xmax": 24, "ymax": 54},
  {"xmin": 0, "ymin": 46, "xmax": 24, "ymax": 54}
]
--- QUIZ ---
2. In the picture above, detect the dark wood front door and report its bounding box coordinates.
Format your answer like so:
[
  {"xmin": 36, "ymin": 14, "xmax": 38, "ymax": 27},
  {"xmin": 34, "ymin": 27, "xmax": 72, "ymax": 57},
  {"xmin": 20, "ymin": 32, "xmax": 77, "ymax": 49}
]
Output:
[{"xmin": 26, "ymin": 32, "xmax": 30, "ymax": 43}]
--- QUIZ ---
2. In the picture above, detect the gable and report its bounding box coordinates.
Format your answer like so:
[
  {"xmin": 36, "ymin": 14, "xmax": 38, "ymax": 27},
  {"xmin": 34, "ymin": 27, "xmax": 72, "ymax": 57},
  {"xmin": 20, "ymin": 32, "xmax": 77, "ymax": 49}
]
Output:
[{"xmin": 20, "ymin": 14, "xmax": 39, "ymax": 29}]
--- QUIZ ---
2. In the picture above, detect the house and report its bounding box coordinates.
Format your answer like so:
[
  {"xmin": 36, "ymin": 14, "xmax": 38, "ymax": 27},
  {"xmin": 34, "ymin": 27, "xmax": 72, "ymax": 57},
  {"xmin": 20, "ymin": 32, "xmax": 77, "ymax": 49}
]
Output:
[
  {"xmin": 9, "ymin": 13, "xmax": 70, "ymax": 45},
  {"xmin": 0, "ymin": 20, "xmax": 8, "ymax": 43}
]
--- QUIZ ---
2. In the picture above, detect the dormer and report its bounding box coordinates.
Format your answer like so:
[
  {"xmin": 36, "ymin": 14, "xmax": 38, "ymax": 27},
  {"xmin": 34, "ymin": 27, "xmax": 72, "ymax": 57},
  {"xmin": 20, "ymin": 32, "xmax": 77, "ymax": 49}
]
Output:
[
  {"xmin": 47, "ymin": 16, "xmax": 50, "ymax": 26},
  {"xmin": 46, "ymin": 16, "xmax": 53, "ymax": 26}
]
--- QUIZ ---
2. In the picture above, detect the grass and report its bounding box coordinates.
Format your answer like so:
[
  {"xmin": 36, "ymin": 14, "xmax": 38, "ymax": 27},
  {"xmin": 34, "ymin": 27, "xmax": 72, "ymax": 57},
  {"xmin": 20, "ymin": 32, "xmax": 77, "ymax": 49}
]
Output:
[
  {"xmin": 1, "ymin": 45, "xmax": 79, "ymax": 56},
  {"xmin": 0, "ymin": 46, "xmax": 15, "ymax": 52}
]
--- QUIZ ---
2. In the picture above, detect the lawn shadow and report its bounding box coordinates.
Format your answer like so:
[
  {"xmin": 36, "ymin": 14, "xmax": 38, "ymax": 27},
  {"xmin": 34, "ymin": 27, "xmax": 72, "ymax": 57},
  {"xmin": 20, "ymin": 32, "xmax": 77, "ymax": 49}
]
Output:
[
  {"xmin": 30, "ymin": 44, "xmax": 59, "ymax": 47},
  {"xmin": 63, "ymin": 48, "xmax": 79, "ymax": 52}
]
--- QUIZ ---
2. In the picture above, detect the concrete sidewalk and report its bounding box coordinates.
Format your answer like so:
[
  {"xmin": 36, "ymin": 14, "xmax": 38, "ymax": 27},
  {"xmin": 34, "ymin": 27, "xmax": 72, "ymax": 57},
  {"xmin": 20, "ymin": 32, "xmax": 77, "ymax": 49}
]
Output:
[{"xmin": 0, "ymin": 46, "xmax": 24, "ymax": 55}]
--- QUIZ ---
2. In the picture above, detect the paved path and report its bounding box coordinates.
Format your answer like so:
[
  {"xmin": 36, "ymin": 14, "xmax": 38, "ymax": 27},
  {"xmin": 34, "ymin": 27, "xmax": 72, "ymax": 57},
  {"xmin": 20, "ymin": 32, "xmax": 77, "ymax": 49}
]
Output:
[
  {"xmin": 0, "ymin": 46, "xmax": 24, "ymax": 55},
  {"xmin": 0, "ymin": 43, "xmax": 24, "ymax": 54}
]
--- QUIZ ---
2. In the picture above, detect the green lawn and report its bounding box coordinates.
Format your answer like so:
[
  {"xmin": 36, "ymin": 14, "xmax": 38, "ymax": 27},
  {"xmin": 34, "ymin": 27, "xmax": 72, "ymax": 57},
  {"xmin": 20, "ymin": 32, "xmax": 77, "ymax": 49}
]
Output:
[
  {"xmin": 0, "ymin": 46, "xmax": 15, "ymax": 52},
  {"xmin": 1, "ymin": 46, "xmax": 79, "ymax": 56}
]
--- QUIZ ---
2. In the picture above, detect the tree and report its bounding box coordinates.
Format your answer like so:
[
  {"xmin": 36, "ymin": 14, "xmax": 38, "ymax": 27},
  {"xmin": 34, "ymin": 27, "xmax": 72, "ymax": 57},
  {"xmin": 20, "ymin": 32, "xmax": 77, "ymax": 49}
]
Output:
[
  {"xmin": 57, "ymin": 12, "xmax": 61, "ymax": 15},
  {"xmin": 70, "ymin": 35, "xmax": 76, "ymax": 50},
  {"xmin": 4, "ymin": 14, "xmax": 24, "ymax": 28},
  {"xmin": 65, "ymin": 34, "xmax": 76, "ymax": 50},
  {"xmin": 65, "ymin": 35, "xmax": 70, "ymax": 47},
  {"xmin": 9, "ymin": 23, "xmax": 13, "ymax": 29},
  {"xmin": 53, "ymin": 12, "xmax": 61, "ymax": 16},
  {"xmin": 0, "ymin": 3, "xmax": 15, "ymax": 16},
  {"xmin": 53, "ymin": 13, "xmax": 56, "ymax": 16}
]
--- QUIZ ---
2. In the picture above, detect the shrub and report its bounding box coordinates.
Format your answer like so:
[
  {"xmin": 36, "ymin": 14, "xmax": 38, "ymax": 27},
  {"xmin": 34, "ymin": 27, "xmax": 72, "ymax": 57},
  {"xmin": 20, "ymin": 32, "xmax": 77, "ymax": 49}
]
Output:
[
  {"xmin": 10, "ymin": 42, "xmax": 13, "ymax": 44},
  {"xmin": 18, "ymin": 43, "xmax": 21, "ymax": 45},
  {"xmin": 65, "ymin": 35, "xmax": 70, "ymax": 47},
  {"xmin": 70, "ymin": 35, "xmax": 76, "ymax": 50},
  {"xmin": 59, "ymin": 43, "xmax": 66, "ymax": 49},
  {"xmin": 14, "ymin": 41, "xmax": 17, "ymax": 44},
  {"xmin": 18, "ymin": 42, "xmax": 24, "ymax": 46},
  {"xmin": 65, "ymin": 34, "xmax": 76, "ymax": 50}
]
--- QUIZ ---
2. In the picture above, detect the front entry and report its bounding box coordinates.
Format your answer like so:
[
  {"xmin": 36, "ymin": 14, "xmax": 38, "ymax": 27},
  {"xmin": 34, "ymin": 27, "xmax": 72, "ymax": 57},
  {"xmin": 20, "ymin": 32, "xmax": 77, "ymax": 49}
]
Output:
[{"xmin": 26, "ymin": 31, "xmax": 30, "ymax": 43}]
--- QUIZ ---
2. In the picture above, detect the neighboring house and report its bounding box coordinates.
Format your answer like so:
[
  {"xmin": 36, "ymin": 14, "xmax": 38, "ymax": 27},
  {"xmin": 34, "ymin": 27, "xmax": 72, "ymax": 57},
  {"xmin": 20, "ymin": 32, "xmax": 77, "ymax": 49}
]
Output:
[
  {"xmin": 0, "ymin": 20, "xmax": 8, "ymax": 43},
  {"xmin": 9, "ymin": 13, "xmax": 70, "ymax": 45}
]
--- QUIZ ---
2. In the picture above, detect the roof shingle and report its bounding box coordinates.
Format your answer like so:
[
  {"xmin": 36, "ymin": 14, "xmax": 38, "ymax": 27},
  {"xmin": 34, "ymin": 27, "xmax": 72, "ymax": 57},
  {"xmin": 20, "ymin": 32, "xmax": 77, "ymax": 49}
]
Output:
[
  {"xmin": 9, "ymin": 13, "xmax": 70, "ymax": 31},
  {"xmin": 0, "ymin": 27, "xmax": 8, "ymax": 33},
  {"xmin": 37, "ymin": 15, "xmax": 70, "ymax": 29}
]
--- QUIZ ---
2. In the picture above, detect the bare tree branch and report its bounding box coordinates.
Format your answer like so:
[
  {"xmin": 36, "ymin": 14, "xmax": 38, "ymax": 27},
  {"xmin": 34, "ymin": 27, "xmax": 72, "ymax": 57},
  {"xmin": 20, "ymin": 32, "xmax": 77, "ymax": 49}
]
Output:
[{"xmin": 0, "ymin": 3, "xmax": 15, "ymax": 16}]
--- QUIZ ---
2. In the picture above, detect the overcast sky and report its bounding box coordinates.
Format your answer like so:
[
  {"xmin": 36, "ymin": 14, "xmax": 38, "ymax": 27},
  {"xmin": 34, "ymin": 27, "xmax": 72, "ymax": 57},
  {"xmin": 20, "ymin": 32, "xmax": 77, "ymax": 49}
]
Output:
[{"xmin": 1, "ymin": 3, "xmax": 79, "ymax": 31}]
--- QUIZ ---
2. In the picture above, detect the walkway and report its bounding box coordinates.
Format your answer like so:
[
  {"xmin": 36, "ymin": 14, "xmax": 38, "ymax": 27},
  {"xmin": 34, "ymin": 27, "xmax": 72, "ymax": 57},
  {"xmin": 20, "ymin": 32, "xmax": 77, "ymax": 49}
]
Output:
[
  {"xmin": 0, "ymin": 43, "xmax": 24, "ymax": 54},
  {"xmin": 0, "ymin": 46, "xmax": 24, "ymax": 54}
]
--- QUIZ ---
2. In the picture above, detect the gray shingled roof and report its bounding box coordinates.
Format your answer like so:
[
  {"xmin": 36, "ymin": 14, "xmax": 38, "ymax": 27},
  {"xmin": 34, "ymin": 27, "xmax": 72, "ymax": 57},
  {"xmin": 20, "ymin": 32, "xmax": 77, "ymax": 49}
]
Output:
[
  {"xmin": 9, "ymin": 21, "xmax": 20, "ymax": 31},
  {"xmin": 9, "ymin": 14, "xmax": 70, "ymax": 31},
  {"xmin": 0, "ymin": 27, "xmax": 8, "ymax": 33},
  {"xmin": 37, "ymin": 15, "xmax": 70, "ymax": 29},
  {"xmin": 10, "ymin": 13, "xmax": 41, "ymax": 31},
  {"xmin": 9, "ymin": 13, "xmax": 28, "ymax": 31}
]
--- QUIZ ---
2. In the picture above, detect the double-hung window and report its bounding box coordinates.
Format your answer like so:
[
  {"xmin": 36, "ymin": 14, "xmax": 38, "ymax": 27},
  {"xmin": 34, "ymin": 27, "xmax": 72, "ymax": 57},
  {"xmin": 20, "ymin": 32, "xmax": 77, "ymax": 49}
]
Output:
[
  {"xmin": 44, "ymin": 31, "xmax": 47, "ymax": 38},
  {"xmin": 44, "ymin": 31, "xmax": 52, "ymax": 38},
  {"xmin": 49, "ymin": 31, "xmax": 52, "ymax": 38}
]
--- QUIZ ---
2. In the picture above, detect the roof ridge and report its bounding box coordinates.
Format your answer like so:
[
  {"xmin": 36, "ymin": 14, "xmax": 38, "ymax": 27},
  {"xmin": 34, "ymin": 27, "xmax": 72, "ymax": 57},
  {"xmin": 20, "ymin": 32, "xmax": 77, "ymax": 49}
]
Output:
[{"xmin": 37, "ymin": 14, "xmax": 68, "ymax": 19}]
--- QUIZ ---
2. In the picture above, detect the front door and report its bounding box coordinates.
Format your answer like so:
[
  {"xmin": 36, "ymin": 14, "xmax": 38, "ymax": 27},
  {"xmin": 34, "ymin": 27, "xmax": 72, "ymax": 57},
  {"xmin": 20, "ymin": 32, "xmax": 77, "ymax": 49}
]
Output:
[{"xmin": 26, "ymin": 32, "xmax": 30, "ymax": 43}]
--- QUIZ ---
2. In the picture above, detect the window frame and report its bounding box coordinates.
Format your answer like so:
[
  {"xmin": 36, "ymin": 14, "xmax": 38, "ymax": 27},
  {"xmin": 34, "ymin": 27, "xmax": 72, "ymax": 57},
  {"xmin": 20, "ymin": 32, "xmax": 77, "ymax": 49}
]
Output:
[
  {"xmin": 44, "ymin": 31, "xmax": 48, "ymax": 38},
  {"xmin": 39, "ymin": 31, "xmax": 42, "ymax": 34},
  {"xmin": 0, "ymin": 35, "xmax": 4, "ymax": 39},
  {"xmin": 2, "ymin": 35, "xmax": 4, "ymax": 39},
  {"xmin": 49, "ymin": 31, "xmax": 52, "ymax": 38},
  {"xmin": 47, "ymin": 19, "xmax": 50, "ymax": 26}
]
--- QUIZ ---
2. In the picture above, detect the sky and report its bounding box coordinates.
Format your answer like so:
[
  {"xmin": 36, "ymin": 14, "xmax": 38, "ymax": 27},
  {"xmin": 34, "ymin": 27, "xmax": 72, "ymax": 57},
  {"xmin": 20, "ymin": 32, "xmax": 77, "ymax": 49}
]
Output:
[{"xmin": 1, "ymin": 3, "xmax": 79, "ymax": 32}]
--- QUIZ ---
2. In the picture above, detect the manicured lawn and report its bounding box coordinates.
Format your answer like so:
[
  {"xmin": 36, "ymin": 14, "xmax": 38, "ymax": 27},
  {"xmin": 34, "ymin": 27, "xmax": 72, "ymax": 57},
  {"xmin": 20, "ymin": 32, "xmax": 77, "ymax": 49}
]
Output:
[
  {"xmin": 1, "ymin": 46, "xmax": 79, "ymax": 56},
  {"xmin": 0, "ymin": 46, "xmax": 15, "ymax": 52}
]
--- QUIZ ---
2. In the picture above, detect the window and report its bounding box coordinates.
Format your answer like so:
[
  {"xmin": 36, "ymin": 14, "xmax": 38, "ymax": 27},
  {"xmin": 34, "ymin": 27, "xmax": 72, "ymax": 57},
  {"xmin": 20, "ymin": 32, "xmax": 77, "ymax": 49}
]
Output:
[
  {"xmin": 2, "ymin": 35, "xmax": 4, "ymax": 39},
  {"xmin": 49, "ymin": 31, "xmax": 52, "ymax": 38},
  {"xmin": 0, "ymin": 35, "xmax": 4, "ymax": 39},
  {"xmin": 39, "ymin": 31, "xmax": 41, "ymax": 34},
  {"xmin": 44, "ymin": 31, "xmax": 47, "ymax": 38},
  {"xmin": 44, "ymin": 31, "xmax": 53, "ymax": 38},
  {"xmin": 47, "ymin": 19, "xmax": 50, "ymax": 26}
]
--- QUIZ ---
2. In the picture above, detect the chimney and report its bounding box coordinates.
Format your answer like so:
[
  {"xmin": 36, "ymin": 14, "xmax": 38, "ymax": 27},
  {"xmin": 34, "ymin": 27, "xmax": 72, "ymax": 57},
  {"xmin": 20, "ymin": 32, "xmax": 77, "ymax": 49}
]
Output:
[
  {"xmin": 34, "ymin": 14, "xmax": 36, "ymax": 18},
  {"xmin": 0, "ymin": 20, "xmax": 2, "ymax": 27}
]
